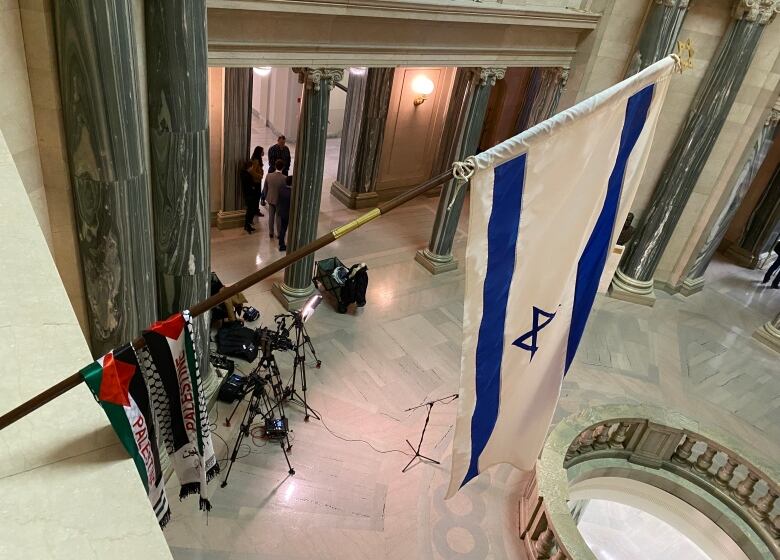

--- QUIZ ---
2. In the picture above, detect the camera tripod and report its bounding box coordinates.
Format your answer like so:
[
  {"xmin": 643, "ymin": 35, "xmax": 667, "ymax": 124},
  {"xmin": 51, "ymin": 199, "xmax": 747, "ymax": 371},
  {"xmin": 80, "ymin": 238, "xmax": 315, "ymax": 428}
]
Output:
[
  {"xmin": 221, "ymin": 353, "xmax": 295, "ymax": 488},
  {"xmin": 281, "ymin": 311, "xmax": 322, "ymax": 422}
]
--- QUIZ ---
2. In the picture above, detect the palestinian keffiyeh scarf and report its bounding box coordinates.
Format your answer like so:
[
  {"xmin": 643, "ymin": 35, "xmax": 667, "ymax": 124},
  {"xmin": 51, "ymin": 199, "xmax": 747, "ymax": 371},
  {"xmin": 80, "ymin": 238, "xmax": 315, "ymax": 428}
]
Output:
[
  {"xmin": 138, "ymin": 310, "xmax": 218, "ymax": 511},
  {"xmin": 80, "ymin": 344, "xmax": 171, "ymax": 528}
]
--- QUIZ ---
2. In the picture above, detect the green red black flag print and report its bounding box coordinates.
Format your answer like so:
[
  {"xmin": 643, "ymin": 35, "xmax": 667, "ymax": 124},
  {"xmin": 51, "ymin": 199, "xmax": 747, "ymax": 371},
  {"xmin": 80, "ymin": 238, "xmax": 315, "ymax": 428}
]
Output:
[
  {"xmin": 80, "ymin": 344, "xmax": 171, "ymax": 528},
  {"xmin": 139, "ymin": 310, "xmax": 218, "ymax": 511}
]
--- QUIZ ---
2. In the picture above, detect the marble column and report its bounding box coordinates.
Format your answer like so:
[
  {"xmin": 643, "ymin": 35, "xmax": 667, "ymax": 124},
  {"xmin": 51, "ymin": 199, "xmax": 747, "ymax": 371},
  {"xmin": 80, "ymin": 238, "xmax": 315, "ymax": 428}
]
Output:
[
  {"xmin": 273, "ymin": 68, "xmax": 344, "ymax": 309},
  {"xmin": 416, "ymin": 67, "xmax": 506, "ymax": 274},
  {"xmin": 728, "ymin": 156, "xmax": 780, "ymax": 266},
  {"xmin": 145, "ymin": 0, "xmax": 213, "ymax": 395},
  {"xmin": 331, "ymin": 68, "xmax": 394, "ymax": 209},
  {"xmin": 431, "ymin": 68, "xmax": 474, "ymax": 178},
  {"xmin": 681, "ymin": 105, "xmax": 780, "ymax": 295},
  {"xmin": 515, "ymin": 67, "xmax": 569, "ymax": 132},
  {"xmin": 217, "ymin": 68, "xmax": 252, "ymax": 229},
  {"xmin": 753, "ymin": 312, "xmax": 780, "ymax": 353},
  {"xmin": 612, "ymin": 0, "xmax": 778, "ymax": 306},
  {"xmin": 625, "ymin": 0, "xmax": 691, "ymax": 78},
  {"xmin": 54, "ymin": 0, "xmax": 157, "ymax": 356}
]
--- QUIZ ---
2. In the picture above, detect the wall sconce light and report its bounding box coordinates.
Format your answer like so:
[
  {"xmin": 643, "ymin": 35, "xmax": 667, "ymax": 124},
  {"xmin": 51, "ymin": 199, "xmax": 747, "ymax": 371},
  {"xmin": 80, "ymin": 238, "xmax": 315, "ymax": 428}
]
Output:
[
  {"xmin": 253, "ymin": 67, "xmax": 272, "ymax": 77},
  {"xmin": 412, "ymin": 75, "xmax": 435, "ymax": 106}
]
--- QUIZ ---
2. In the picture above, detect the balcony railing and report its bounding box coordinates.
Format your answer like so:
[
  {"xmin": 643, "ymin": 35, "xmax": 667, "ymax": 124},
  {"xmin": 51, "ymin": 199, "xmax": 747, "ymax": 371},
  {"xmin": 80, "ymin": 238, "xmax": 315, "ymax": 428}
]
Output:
[{"xmin": 520, "ymin": 404, "xmax": 780, "ymax": 560}]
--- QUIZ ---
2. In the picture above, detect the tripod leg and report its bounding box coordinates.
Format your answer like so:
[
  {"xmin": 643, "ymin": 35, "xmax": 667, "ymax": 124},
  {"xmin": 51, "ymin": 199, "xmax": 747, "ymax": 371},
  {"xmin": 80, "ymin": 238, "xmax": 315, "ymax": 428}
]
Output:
[
  {"xmin": 298, "ymin": 359, "xmax": 320, "ymax": 422},
  {"xmin": 221, "ymin": 389, "xmax": 257, "ymax": 487},
  {"xmin": 402, "ymin": 454, "xmax": 417, "ymax": 473},
  {"xmin": 302, "ymin": 324, "xmax": 321, "ymax": 368},
  {"xmin": 280, "ymin": 439, "xmax": 295, "ymax": 475}
]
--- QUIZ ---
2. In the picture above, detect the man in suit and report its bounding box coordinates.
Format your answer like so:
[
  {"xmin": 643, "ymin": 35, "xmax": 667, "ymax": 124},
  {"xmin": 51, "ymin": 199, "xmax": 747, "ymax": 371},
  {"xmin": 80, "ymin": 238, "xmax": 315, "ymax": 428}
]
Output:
[
  {"xmin": 263, "ymin": 159, "xmax": 287, "ymax": 239},
  {"xmin": 267, "ymin": 135, "xmax": 291, "ymax": 175},
  {"xmin": 761, "ymin": 241, "xmax": 780, "ymax": 289},
  {"xmin": 276, "ymin": 175, "xmax": 293, "ymax": 251}
]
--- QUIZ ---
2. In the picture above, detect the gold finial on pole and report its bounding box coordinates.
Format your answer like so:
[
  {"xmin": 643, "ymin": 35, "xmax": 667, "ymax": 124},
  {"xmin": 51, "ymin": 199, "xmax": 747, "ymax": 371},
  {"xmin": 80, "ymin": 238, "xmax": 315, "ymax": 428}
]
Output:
[{"xmin": 674, "ymin": 38, "xmax": 695, "ymax": 72}]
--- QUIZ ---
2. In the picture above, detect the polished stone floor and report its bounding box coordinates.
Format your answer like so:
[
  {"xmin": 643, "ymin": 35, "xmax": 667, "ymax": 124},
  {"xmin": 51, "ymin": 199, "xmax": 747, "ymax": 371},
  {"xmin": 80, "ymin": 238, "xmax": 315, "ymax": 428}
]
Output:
[
  {"xmin": 164, "ymin": 128, "xmax": 779, "ymax": 559},
  {"xmin": 578, "ymin": 500, "xmax": 710, "ymax": 560}
]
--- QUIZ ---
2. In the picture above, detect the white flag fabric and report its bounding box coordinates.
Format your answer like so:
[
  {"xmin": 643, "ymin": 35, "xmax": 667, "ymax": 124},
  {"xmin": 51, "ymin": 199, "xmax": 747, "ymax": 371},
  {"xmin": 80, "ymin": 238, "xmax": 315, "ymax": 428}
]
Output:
[{"xmin": 447, "ymin": 56, "xmax": 676, "ymax": 497}]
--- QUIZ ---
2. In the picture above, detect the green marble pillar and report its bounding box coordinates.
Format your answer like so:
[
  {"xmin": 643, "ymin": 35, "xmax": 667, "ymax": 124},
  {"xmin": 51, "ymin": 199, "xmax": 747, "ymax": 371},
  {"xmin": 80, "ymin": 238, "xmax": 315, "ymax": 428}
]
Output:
[
  {"xmin": 416, "ymin": 67, "xmax": 505, "ymax": 275},
  {"xmin": 625, "ymin": 0, "xmax": 691, "ymax": 78},
  {"xmin": 726, "ymin": 156, "xmax": 780, "ymax": 267},
  {"xmin": 681, "ymin": 106, "xmax": 780, "ymax": 294},
  {"xmin": 221, "ymin": 68, "xmax": 253, "ymax": 213},
  {"xmin": 330, "ymin": 68, "xmax": 394, "ymax": 209},
  {"xmin": 54, "ymin": 0, "xmax": 157, "ymax": 355},
  {"xmin": 613, "ymin": 0, "xmax": 778, "ymax": 305},
  {"xmin": 515, "ymin": 67, "xmax": 569, "ymax": 132},
  {"xmin": 273, "ymin": 68, "xmax": 344, "ymax": 309},
  {"xmin": 145, "ymin": 0, "xmax": 212, "ymax": 392}
]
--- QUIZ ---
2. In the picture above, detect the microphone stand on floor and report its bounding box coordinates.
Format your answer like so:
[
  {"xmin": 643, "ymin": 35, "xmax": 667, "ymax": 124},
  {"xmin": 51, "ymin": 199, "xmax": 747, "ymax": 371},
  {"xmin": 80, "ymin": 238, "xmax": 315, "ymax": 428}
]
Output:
[{"xmin": 402, "ymin": 394, "xmax": 458, "ymax": 473}]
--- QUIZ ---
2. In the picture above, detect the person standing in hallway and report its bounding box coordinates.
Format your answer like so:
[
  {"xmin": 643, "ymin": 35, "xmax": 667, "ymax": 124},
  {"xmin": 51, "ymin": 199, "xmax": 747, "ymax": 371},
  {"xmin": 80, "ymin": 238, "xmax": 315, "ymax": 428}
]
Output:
[
  {"xmin": 263, "ymin": 159, "xmax": 286, "ymax": 239},
  {"xmin": 240, "ymin": 160, "xmax": 258, "ymax": 234},
  {"xmin": 250, "ymin": 146, "xmax": 265, "ymax": 219},
  {"xmin": 761, "ymin": 241, "xmax": 780, "ymax": 289},
  {"xmin": 276, "ymin": 175, "xmax": 292, "ymax": 251},
  {"xmin": 268, "ymin": 135, "xmax": 291, "ymax": 175}
]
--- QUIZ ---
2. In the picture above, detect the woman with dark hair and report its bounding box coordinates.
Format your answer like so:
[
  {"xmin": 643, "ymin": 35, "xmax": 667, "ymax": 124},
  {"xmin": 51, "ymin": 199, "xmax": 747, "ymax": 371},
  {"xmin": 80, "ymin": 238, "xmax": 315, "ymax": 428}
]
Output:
[{"xmin": 250, "ymin": 146, "xmax": 265, "ymax": 218}]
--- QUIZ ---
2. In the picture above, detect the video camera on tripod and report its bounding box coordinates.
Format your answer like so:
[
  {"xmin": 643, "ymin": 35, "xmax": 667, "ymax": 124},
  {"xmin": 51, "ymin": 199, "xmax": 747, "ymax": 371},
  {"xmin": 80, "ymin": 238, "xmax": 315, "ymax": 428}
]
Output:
[
  {"xmin": 219, "ymin": 294, "xmax": 324, "ymax": 486},
  {"xmin": 255, "ymin": 316, "xmax": 295, "ymax": 356}
]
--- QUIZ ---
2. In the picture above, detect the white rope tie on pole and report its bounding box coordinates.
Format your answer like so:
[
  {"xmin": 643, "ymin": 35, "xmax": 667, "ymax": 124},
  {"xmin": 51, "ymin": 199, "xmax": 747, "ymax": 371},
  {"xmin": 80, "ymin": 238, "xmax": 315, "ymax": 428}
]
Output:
[
  {"xmin": 452, "ymin": 157, "xmax": 477, "ymax": 182},
  {"xmin": 447, "ymin": 157, "xmax": 478, "ymax": 213}
]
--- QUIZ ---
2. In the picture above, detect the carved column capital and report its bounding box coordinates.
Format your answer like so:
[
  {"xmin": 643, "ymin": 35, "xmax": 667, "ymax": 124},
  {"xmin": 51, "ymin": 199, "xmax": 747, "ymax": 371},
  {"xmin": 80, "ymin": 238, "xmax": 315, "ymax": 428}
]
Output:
[
  {"xmin": 766, "ymin": 107, "xmax": 780, "ymax": 126},
  {"xmin": 559, "ymin": 67, "xmax": 570, "ymax": 90},
  {"xmin": 733, "ymin": 0, "xmax": 779, "ymax": 24},
  {"xmin": 292, "ymin": 67, "xmax": 345, "ymax": 92},
  {"xmin": 477, "ymin": 67, "xmax": 506, "ymax": 87}
]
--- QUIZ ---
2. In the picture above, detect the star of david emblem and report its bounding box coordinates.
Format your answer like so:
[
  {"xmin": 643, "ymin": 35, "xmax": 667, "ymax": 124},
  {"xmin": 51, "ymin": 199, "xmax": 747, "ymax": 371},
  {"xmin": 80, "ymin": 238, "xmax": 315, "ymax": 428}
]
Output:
[{"xmin": 512, "ymin": 306, "xmax": 558, "ymax": 362}]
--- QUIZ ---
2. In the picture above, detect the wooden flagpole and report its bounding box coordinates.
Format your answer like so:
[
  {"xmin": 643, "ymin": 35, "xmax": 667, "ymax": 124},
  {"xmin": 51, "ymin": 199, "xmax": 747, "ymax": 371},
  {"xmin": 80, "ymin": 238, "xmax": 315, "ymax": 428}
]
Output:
[{"xmin": 0, "ymin": 169, "xmax": 455, "ymax": 431}]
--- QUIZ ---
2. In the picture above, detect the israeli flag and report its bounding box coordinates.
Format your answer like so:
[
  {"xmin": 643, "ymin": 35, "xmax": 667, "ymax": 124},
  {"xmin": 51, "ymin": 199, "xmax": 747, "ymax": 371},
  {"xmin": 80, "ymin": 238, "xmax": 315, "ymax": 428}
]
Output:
[{"xmin": 447, "ymin": 56, "xmax": 676, "ymax": 497}]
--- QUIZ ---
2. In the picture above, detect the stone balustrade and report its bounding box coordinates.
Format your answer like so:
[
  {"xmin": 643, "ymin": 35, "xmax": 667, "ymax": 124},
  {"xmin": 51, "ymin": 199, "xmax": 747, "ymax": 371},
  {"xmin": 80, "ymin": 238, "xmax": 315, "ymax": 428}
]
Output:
[{"xmin": 520, "ymin": 405, "xmax": 780, "ymax": 560}]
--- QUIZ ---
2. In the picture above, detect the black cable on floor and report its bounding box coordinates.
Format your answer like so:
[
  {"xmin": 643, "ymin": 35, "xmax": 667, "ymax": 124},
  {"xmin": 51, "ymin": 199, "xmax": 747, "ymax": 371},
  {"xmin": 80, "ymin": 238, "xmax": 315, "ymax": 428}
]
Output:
[{"xmin": 307, "ymin": 404, "xmax": 413, "ymax": 458}]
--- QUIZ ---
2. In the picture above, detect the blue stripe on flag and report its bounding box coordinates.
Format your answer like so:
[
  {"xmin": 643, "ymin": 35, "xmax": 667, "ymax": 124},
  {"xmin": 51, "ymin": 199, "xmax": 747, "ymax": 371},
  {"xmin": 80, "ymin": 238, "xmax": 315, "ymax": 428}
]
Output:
[
  {"xmin": 462, "ymin": 153, "xmax": 527, "ymax": 488},
  {"xmin": 565, "ymin": 84, "xmax": 655, "ymax": 372}
]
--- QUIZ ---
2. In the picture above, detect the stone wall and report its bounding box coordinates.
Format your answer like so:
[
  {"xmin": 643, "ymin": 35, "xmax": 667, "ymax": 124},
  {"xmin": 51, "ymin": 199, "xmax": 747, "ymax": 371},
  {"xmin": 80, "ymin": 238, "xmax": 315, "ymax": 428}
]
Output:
[
  {"xmin": 3, "ymin": 0, "xmax": 89, "ymax": 333},
  {"xmin": 0, "ymin": 1, "xmax": 50, "ymax": 247},
  {"xmin": 374, "ymin": 67, "xmax": 456, "ymax": 198}
]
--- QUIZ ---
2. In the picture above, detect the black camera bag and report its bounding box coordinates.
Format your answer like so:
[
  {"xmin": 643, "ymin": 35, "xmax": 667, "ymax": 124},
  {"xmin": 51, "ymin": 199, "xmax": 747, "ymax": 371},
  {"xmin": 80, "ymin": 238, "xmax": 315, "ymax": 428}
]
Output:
[{"xmin": 215, "ymin": 322, "xmax": 259, "ymax": 362}]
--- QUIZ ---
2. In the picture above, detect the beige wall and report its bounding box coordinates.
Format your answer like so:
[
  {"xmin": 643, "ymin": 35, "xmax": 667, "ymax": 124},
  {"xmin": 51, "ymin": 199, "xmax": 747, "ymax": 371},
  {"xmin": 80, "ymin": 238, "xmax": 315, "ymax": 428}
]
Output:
[
  {"xmin": 500, "ymin": 0, "xmax": 585, "ymax": 8},
  {"xmin": 327, "ymin": 73, "xmax": 348, "ymax": 138},
  {"xmin": 251, "ymin": 68, "xmax": 268, "ymax": 125},
  {"xmin": 0, "ymin": 1, "xmax": 51, "ymax": 247},
  {"xmin": 375, "ymin": 67, "xmax": 456, "ymax": 196},
  {"xmin": 267, "ymin": 67, "xmax": 302, "ymax": 142},
  {"xmin": 209, "ymin": 67, "xmax": 225, "ymax": 215},
  {"xmin": 206, "ymin": 3, "xmax": 596, "ymax": 68},
  {"xmin": 479, "ymin": 66, "xmax": 534, "ymax": 150},
  {"xmin": 12, "ymin": 0, "xmax": 88, "ymax": 332}
]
